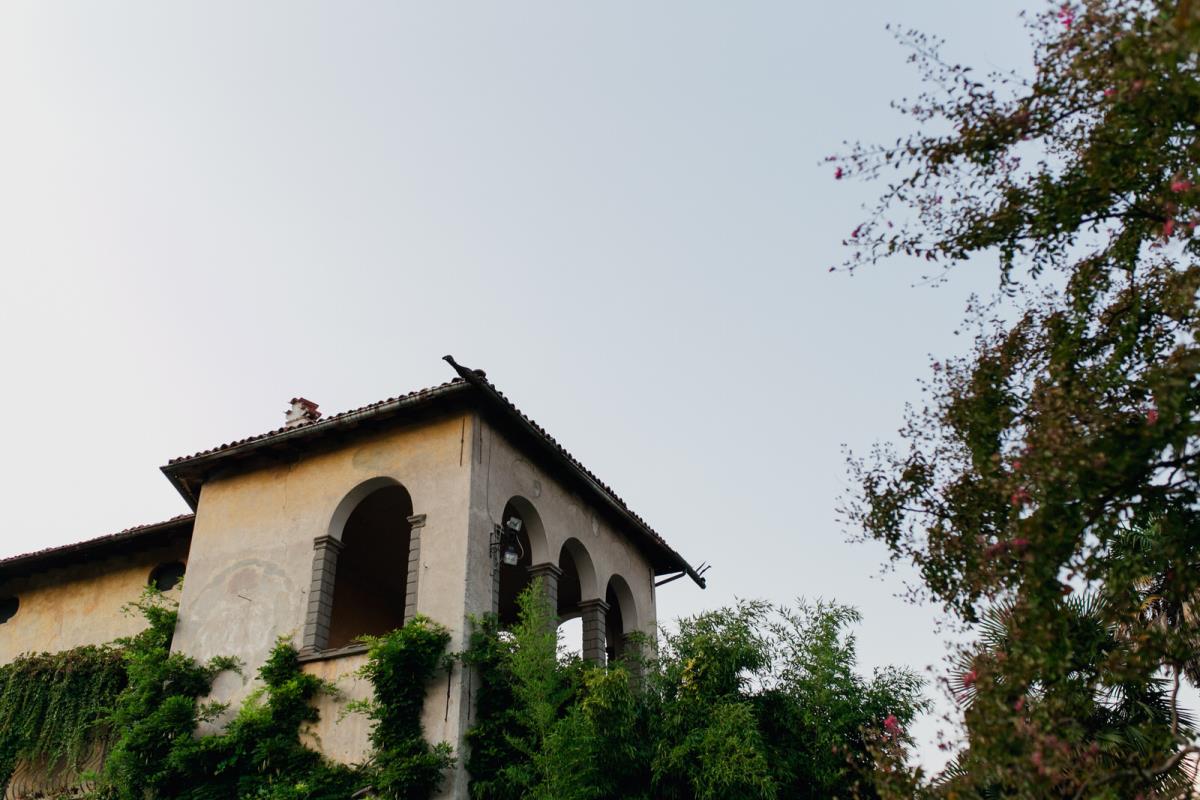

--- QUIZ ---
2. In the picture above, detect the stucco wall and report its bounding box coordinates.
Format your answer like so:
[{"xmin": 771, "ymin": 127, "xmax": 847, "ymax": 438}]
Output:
[
  {"xmin": 0, "ymin": 540, "xmax": 189, "ymax": 665},
  {"xmin": 170, "ymin": 413, "xmax": 476, "ymax": 796},
  {"xmin": 168, "ymin": 411, "xmax": 662, "ymax": 800},
  {"xmin": 299, "ymin": 650, "xmax": 373, "ymax": 765}
]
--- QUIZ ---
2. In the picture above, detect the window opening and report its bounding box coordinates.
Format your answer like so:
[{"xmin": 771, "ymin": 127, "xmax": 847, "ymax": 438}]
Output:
[
  {"xmin": 149, "ymin": 562, "xmax": 186, "ymax": 592},
  {"xmin": 327, "ymin": 484, "xmax": 413, "ymax": 649},
  {"xmin": 0, "ymin": 596, "xmax": 18, "ymax": 624}
]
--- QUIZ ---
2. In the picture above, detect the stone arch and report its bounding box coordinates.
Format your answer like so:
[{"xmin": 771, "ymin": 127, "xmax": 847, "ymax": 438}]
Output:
[
  {"xmin": 554, "ymin": 539, "xmax": 598, "ymax": 658},
  {"xmin": 558, "ymin": 539, "xmax": 599, "ymax": 629},
  {"xmin": 502, "ymin": 495, "xmax": 550, "ymax": 565},
  {"xmin": 605, "ymin": 574, "xmax": 640, "ymax": 664},
  {"xmin": 303, "ymin": 477, "xmax": 421, "ymax": 652},
  {"xmin": 496, "ymin": 496, "xmax": 551, "ymax": 628},
  {"xmin": 327, "ymin": 476, "xmax": 404, "ymax": 541}
]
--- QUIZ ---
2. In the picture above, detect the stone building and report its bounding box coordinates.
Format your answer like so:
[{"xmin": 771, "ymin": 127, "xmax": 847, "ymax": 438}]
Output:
[{"xmin": 0, "ymin": 357, "xmax": 705, "ymax": 799}]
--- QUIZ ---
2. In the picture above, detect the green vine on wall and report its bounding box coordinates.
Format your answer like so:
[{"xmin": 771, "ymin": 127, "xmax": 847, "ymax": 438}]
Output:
[
  {"xmin": 0, "ymin": 643, "xmax": 127, "ymax": 792},
  {"xmin": 0, "ymin": 591, "xmax": 455, "ymax": 800},
  {"xmin": 356, "ymin": 617, "xmax": 455, "ymax": 800}
]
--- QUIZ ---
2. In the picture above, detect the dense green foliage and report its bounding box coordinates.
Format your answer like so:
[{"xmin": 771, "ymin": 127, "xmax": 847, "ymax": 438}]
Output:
[
  {"xmin": 95, "ymin": 592, "xmax": 358, "ymax": 800},
  {"xmin": 355, "ymin": 616, "xmax": 456, "ymax": 800},
  {"xmin": 465, "ymin": 584, "xmax": 924, "ymax": 800},
  {"xmin": 838, "ymin": 1, "xmax": 1200, "ymax": 796},
  {"xmin": 0, "ymin": 591, "xmax": 453, "ymax": 800},
  {"xmin": 0, "ymin": 587, "xmax": 922, "ymax": 800},
  {"xmin": 0, "ymin": 644, "xmax": 127, "ymax": 794}
]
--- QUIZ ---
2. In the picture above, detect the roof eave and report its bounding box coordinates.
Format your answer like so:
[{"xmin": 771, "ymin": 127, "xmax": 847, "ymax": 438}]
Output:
[
  {"xmin": 160, "ymin": 382, "xmax": 473, "ymax": 502},
  {"xmin": 443, "ymin": 357, "xmax": 707, "ymax": 589},
  {"xmin": 161, "ymin": 365, "xmax": 707, "ymax": 590},
  {"xmin": 0, "ymin": 515, "xmax": 195, "ymax": 582}
]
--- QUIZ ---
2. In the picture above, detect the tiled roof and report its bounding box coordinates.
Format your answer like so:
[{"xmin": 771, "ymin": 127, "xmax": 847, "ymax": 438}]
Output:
[
  {"xmin": 0, "ymin": 514, "xmax": 194, "ymax": 580},
  {"xmin": 163, "ymin": 360, "xmax": 705, "ymax": 587},
  {"xmin": 167, "ymin": 378, "xmax": 468, "ymax": 465}
]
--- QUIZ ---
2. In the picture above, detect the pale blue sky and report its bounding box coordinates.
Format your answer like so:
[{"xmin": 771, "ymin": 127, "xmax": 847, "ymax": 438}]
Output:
[{"xmin": 0, "ymin": 1, "xmax": 1039, "ymax": 769}]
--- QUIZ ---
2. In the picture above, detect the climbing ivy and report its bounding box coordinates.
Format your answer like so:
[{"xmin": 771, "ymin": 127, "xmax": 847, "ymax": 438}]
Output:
[
  {"xmin": 0, "ymin": 590, "xmax": 455, "ymax": 800},
  {"xmin": 95, "ymin": 591, "xmax": 360, "ymax": 800},
  {"xmin": 0, "ymin": 643, "xmax": 127, "ymax": 795},
  {"xmin": 355, "ymin": 616, "xmax": 456, "ymax": 800}
]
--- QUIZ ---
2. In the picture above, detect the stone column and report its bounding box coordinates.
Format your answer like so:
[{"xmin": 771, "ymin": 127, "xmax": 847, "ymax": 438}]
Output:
[
  {"xmin": 579, "ymin": 598, "xmax": 610, "ymax": 665},
  {"xmin": 302, "ymin": 535, "xmax": 344, "ymax": 652},
  {"xmin": 404, "ymin": 514, "xmax": 426, "ymax": 625},
  {"xmin": 527, "ymin": 563, "xmax": 562, "ymax": 623}
]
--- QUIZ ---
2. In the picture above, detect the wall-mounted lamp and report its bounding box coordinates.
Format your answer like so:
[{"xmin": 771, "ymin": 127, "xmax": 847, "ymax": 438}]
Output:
[{"xmin": 491, "ymin": 517, "xmax": 525, "ymax": 567}]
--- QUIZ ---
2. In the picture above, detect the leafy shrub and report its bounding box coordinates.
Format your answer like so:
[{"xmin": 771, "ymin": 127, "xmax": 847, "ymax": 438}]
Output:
[{"xmin": 464, "ymin": 586, "xmax": 923, "ymax": 800}]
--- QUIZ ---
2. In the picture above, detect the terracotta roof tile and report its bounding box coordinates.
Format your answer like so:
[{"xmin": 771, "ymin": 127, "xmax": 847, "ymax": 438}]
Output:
[
  {"xmin": 0, "ymin": 514, "xmax": 194, "ymax": 577},
  {"xmin": 167, "ymin": 378, "xmax": 468, "ymax": 465}
]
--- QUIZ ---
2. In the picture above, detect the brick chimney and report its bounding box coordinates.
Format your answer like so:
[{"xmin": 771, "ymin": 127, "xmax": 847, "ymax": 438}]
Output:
[{"xmin": 284, "ymin": 397, "xmax": 321, "ymax": 429}]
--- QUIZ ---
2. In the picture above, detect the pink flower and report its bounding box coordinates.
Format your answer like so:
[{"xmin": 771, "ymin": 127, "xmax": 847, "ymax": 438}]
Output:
[
  {"xmin": 884, "ymin": 714, "xmax": 902, "ymax": 736},
  {"xmin": 963, "ymin": 670, "xmax": 978, "ymax": 688},
  {"xmin": 1164, "ymin": 219, "xmax": 1176, "ymax": 237},
  {"xmin": 1011, "ymin": 488, "xmax": 1031, "ymax": 507},
  {"xmin": 1147, "ymin": 407, "xmax": 1159, "ymax": 425},
  {"xmin": 851, "ymin": 224, "xmax": 863, "ymax": 239},
  {"xmin": 1011, "ymin": 538, "xmax": 1031, "ymax": 549},
  {"xmin": 1172, "ymin": 179, "xmax": 1193, "ymax": 193},
  {"xmin": 1104, "ymin": 87, "xmax": 1116, "ymax": 97},
  {"xmin": 1058, "ymin": 4, "xmax": 1075, "ymax": 28},
  {"xmin": 1012, "ymin": 459, "xmax": 1022, "ymax": 472},
  {"xmin": 1014, "ymin": 696, "xmax": 1025, "ymax": 712},
  {"xmin": 835, "ymin": 166, "xmax": 844, "ymax": 180}
]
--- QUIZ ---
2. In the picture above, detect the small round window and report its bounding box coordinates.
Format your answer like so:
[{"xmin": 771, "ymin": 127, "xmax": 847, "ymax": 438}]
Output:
[
  {"xmin": 149, "ymin": 562, "xmax": 186, "ymax": 592},
  {"xmin": 0, "ymin": 596, "xmax": 18, "ymax": 624}
]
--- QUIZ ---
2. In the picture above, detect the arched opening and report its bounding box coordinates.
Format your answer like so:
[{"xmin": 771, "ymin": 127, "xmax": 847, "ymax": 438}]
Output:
[
  {"xmin": 326, "ymin": 483, "xmax": 413, "ymax": 649},
  {"xmin": 556, "ymin": 543, "xmax": 583, "ymax": 658},
  {"xmin": 148, "ymin": 562, "xmax": 186, "ymax": 593},
  {"xmin": 558, "ymin": 617, "xmax": 584, "ymax": 659},
  {"xmin": 558, "ymin": 546, "xmax": 582, "ymax": 619},
  {"xmin": 0, "ymin": 596, "xmax": 17, "ymax": 624},
  {"xmin": 605, "ymin": 575, "xmax": 639, "ymax": 665},
  {"xmin": 497, "ymin": 499, "xmax": 536, "ymax": 628}
]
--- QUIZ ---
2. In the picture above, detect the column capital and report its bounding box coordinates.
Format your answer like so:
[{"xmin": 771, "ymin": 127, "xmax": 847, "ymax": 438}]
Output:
[
  {"xmin": 578, "ymin": 598, "xmax": 610, "ymax": 614},
  {"xmin": 313, "ymin": 535, "xmax": 344, "ymax": 553},
  {"xmin": 527, "ymin": 562, "xmax": 563, "ymax": 580},
  {"xmin": 407, "ymin": 513, "xmax": 428, "ymax": 529}
]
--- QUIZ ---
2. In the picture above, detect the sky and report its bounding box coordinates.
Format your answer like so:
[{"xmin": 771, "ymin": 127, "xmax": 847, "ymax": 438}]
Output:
[{"xmin": 0, "ymin": 0, "xmax": 1042, "ymax": 771}]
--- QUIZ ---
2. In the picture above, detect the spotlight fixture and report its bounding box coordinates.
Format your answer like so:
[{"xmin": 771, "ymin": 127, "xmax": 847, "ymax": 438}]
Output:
[{"xmin": 490, "ymin": 518, "xmax": 526, "ymax": 567}]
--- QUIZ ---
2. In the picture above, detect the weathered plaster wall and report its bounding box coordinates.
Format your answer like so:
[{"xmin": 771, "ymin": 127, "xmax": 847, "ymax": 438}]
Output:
[
  {"xmin": 170, "ymin": 414, "xmax": 476, "ymax": 796},
  {"xmin": 170, "ymin": 412, "xmax": 661, "ymax": 800},
  {"xmin": 0, "ymin": 541, "xmax": 189, "ymax": 665},
  {"xmin": 300, "ymin": 651, "xmax": 373, "ymax": 765}
]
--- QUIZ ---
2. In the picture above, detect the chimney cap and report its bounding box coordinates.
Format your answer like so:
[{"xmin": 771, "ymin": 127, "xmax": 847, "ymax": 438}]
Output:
[{"xmin": 284, "ymin": 397, "xmax": 321, "ymax": 428}]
